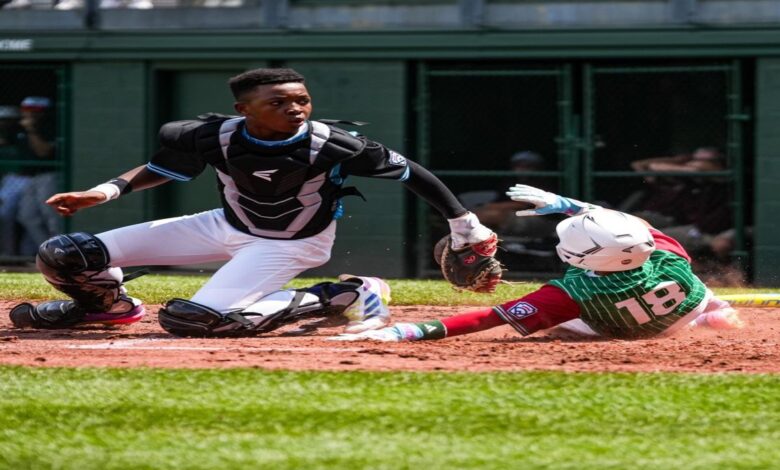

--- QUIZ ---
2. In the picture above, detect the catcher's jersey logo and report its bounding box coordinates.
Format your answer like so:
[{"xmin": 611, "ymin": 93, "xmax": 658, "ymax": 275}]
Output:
[
  {"xmin": 252, "ymin": 169, "xmax": 278, "ymax": 182},
  {"xmin": 506, "ymin": 301, "xmax": 537, "ymax": 320}
]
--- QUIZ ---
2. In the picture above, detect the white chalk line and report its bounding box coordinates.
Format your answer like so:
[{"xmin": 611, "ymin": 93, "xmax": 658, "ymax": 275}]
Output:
[{"xmin": 65, "ymin": 337, "xmax": 364, "ymax": 352}]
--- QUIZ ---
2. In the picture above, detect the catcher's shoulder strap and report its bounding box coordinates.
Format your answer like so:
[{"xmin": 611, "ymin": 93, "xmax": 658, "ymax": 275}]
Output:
[
  {"xmin": 310, "ymin": 120, "xmax": 367, "ymax": 172},
  {"xmin": 158, "ymin": 115, "xmax": 231, "ymax": 164}
]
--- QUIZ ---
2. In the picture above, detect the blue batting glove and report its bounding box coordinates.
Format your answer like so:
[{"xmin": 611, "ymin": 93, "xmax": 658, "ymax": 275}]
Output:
[{"xmin": 506, "ymin": 184, "xmax": 598, "ymax": 216}]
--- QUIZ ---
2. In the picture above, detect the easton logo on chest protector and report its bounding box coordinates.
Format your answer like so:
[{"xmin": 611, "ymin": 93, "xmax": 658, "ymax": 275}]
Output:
[{"xmin": 252, "ymin": 169, "xmax": 278, "ymax": 182}]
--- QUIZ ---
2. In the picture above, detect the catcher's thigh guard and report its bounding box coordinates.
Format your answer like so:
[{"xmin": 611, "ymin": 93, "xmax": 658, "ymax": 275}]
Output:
[
  {"xmin": 36, "ymin": 232, "xmax": 124, "ymax": 312},
  {"xmin": 158, "ymin": 282, "xmax": 361, "ymax": 338}
]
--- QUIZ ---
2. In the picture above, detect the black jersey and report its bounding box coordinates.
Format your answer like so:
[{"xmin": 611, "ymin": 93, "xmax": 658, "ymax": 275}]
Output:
[{"xmin": 147, "ymin": 115, "xmax": 409, "ymax": 239}]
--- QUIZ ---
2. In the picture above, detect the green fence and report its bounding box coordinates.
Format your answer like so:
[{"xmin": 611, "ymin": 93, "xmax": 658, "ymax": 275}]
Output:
[{"xmin": 417, "ymin": 60, "xmax": 750, "ymax": 281}]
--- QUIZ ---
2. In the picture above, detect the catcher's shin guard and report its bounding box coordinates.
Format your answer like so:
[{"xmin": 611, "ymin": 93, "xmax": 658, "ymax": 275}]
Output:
[
  {"xmin": 159, "ymin": 282, "xmax": 361, "ymax": 338},
  {"xmin": 36, "ymin": 232, "xmax": 124, "ymax": 312}
]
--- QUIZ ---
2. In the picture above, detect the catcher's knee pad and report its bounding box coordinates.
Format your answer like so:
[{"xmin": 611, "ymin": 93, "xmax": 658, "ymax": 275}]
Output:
[
  {"xmin": 10, "ymin": 300, "xmax": 85, "ymax": 329},
  {"xmin": 158, "ymin": 299, "xmax": 226, "ymax": 337},
  {"xmin": 36, "ymin": 232, "xmax": 124, "ymax": 312}
]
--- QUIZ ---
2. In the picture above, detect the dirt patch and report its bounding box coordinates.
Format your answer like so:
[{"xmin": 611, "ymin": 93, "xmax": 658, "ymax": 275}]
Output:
[{"xmin": 1, "ymin": 301, "xmax": 779, "ymax": 373}]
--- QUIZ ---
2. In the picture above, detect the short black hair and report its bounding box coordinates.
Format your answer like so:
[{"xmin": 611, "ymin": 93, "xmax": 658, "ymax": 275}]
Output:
[{"xmin": 228, "ymin": 68, "xmax": 305, "ymax": 100}]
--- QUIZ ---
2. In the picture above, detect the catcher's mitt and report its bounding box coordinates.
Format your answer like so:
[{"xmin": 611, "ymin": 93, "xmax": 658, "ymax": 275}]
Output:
[{"xmin": 434, "ymin": 232, "xmax": 503, "ymax": 293}]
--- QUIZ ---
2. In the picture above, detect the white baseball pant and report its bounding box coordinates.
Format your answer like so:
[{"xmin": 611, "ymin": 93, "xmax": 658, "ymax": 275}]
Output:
[{"xmin": 96, "ymin": 208, "xmax": 335, "ymax": 312}]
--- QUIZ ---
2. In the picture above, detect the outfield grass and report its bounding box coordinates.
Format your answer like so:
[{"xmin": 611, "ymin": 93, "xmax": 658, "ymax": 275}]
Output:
[
  {"xmin": 0, "ymin": 272, "xmax": 770, "ymax": 306},
  {"xmin": 0, "ymin": 366, "xmax": 779, "ymax": 470}
]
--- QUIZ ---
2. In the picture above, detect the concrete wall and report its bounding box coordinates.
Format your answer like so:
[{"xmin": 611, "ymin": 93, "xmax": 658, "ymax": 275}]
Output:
[{"xmin": 69, "ymin": 62, "xmax": 149, "ymax": 234}]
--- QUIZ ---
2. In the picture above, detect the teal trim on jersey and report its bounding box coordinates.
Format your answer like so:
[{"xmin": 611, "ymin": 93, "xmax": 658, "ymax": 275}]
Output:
[
  {"xmin": 241, "ymin": 122, "xmax": 310, "ymax": 147},
  {"xmin": 333, "ymin": 200, "xmax": 344, "ymax": 220},
  {"xmin": 329, "ymin": 164, "xmax": 346, "ymax": 220},
  {"xmin": 548, "ymin": 250, "xmax": 707, "ymax": 339},
  {"xmin": 329, "ymin": 164, "xmax": 345, "ymax": 185},
  {"xmin": 146, "ymin": 163, "xmax": 192, "ymax": 182},
  {"xmin": 398, "ymin": 165, "xmax": 411, "ymax": 182}
]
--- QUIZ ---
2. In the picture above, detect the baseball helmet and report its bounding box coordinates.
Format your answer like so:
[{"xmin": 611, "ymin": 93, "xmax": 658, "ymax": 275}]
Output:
[{"xmin": 555, "ymin": 210, "xmax": 655, "ymax": 272}]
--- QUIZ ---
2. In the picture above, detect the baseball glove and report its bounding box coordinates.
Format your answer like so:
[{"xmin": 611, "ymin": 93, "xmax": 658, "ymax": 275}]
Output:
[{"xmin": 434, "ymin": 232, "xmax": 503, "ymax": 293}]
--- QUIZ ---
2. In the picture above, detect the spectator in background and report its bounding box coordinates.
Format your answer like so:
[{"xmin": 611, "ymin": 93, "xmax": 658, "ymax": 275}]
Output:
[
  {"xmin": 627, "ymin": 146, "xmax": 732, "ymax": 257},
  {"xmin": 0, "ymin": 105, "xmax": 32, "ymax": 256},
  {"xmin": 466, "ymin": 151, "xmax": 560, "ymax": 267},
  {"xmin": 472, "ymin": 151, "xmax": 555, "ymax": 231},
  {"xmin": 15, "ymin": 97, "xmax": 60, "ymax": 255}
]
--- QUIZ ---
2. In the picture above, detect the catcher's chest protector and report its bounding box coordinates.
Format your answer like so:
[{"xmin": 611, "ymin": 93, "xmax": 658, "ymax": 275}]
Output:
[{"xmin": 215, "ymin": 119, "xmax": 365, "ymax": 239}]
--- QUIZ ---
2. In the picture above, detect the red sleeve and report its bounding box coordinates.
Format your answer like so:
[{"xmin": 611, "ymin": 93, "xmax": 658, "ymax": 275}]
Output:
[
  {"xmin": 649, "ymin": 228, "xmax": 691, "ymax": 262},
  {"xmin": 493, "ymin": 284, "xmax": 581, "ymax": 336},
  {"xmin": 441, "ymin": 308, "xmax": 507, "ymax": 337}
]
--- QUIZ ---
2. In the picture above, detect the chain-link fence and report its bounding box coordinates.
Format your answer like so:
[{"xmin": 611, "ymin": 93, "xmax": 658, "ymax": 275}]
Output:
[
  {"xmin": 417, "ymin": 64, "xmax": 569, "ymax": 277},
  {"xmin": 585, "ymin": 63, "xmax": 747, "ymax": 283},
  {"xmin": 417, "ymin": 61, "xmax": 750, "ymax": 281},
  {"xmin": 0, "ymin": 66, "xmax": 64, "ymax": 262}
]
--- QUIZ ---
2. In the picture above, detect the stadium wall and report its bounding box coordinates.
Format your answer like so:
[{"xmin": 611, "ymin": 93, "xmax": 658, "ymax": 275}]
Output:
[{"xmin": 1, "ymin": 27, "xmax": 779, "ymax": 283}]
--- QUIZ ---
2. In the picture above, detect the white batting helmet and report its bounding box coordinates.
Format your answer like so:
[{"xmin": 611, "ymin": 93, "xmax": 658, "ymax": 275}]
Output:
[{"xmin": 555, "ymin": 210, "xmax": 656, "ymax": 272}]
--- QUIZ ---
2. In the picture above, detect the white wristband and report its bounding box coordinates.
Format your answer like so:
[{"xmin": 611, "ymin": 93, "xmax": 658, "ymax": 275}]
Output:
[
  {"xmin": 88, "ymin": 183, "xmax": 121, "ymax": 203},
  {"xmin": 447, "ymin": 212, "xmax": 493, "ymax": 250}
]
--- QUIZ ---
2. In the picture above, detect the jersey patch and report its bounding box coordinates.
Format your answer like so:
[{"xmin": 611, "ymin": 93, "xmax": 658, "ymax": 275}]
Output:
[
  {"xmin": 388, "ymin": 150, "xmax": 407, "ymax": 166},
  {"xmin": 506, "ymin": 301, "xmax": 538, "ymax": 320}
]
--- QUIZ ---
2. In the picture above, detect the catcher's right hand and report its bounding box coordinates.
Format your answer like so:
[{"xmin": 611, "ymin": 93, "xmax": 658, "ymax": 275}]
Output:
[
  {"xmin": 434, "ymin": 233, "xmax": 503, "ymax": 294},
  {"xmin": 46, "ymin": 191, "xmax": 108, "ymax": 216}
]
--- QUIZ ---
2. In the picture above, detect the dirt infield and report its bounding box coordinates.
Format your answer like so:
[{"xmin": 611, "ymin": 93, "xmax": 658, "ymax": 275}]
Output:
[{"xmin": 1, "ymin": 300, "xmax": 778, "ymax": 373}]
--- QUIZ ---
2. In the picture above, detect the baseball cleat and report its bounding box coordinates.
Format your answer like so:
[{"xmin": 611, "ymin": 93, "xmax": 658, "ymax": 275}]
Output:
[
  {"xmin": 83, "ymin": 297, "xmax": 146, "ymax": 325},
  {"xmin": 338, "ymin": 274, "xmax": 391, "ymax": 334},
  {"xmin": 9, "ymin": 303, "xmax": 40, "ymax": 328}
]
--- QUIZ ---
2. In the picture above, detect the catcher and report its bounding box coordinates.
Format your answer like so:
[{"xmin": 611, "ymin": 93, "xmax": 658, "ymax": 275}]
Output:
[
  {"xmin": 334, "ymin": 184, "xmax": 744, "ymax": 343},
  {"xmin": 8, "ymin": 67, "xmax": 500, "ymax": 337}
]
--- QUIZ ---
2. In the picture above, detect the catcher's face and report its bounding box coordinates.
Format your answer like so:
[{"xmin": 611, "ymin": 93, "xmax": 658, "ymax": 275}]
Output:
[{"xmin": 234, "ymin": 82, "xmax": 312, "ymax": 140}]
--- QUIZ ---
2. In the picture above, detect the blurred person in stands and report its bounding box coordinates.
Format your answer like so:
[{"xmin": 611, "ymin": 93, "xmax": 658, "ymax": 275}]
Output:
[
  {"xmin": 15, "ymin": 97, "xmax": 60, "ymax": 255},
  {"xmin": 472, "ymin": 150, "xmax": 559, "ymax": 239},
  {"xmin": 627, "ymin": 146, "xmax": 732, "ymax": 257},
  {"xmin": 0, "ymin": 105, "xmax": 32, "ymax": 256}
]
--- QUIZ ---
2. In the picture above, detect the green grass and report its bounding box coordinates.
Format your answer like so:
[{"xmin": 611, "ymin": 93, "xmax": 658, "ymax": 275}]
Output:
[
  {"xmin": 0, "ymin": 272, "xmax": 773, "ymax": 306},
  {"xmin": 0, "ymin": 367, "xmax": 779, "ymax": 469}
]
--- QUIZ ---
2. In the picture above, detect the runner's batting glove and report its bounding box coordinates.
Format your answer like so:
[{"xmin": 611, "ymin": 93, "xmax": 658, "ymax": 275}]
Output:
[
  {"xmin": 328, "ymin": 323, "xmax": 424, "ymax": 342},
  {"xmin": 506, "ymin": 184, "xmax": 600, "ymax": 217}
]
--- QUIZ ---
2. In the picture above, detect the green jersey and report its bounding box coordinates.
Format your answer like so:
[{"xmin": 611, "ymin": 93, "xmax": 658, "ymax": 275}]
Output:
[{"xmin": 548, "ymin": 250, "xmax": 707, "ymax": 339}]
